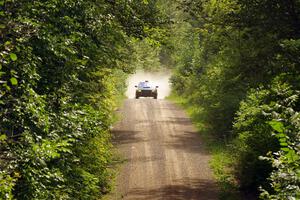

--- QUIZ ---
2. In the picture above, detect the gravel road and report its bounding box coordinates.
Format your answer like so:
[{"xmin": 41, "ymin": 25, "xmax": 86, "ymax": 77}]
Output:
[{"xmin": 111, "ymin": 98, "xmax": 219, "ymax": 200}]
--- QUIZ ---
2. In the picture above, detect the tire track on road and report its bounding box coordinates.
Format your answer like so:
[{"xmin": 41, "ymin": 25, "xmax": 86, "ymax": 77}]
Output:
[{"xmin": 111, "ymin": 99, "xmax": 219, "ymax": 200}]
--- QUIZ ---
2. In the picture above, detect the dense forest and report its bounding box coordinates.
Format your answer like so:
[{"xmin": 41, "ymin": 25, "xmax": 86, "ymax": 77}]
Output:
[
  {"xmin": 167, "ymin": 0, "xmax": 300, "ymax": 199},
  {"xmin": 1, "ymin": 0, "xmax": 299, "ymax": 199},
  {"xmin": 0, "ymin": 0, "xmax": 165, "ymax": 199}
]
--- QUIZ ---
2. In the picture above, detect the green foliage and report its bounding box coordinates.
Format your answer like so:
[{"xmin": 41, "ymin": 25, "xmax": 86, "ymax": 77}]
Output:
[
  {"xmin": 0, "ymin": 135, "xmax": 17, "ymax": 200},
  {"xmin": 0, "ymin": 0, "xmax": 164, "ymax": 199},
  {"xmin": 129, "ymin": 38, "xmax": 162, "ymax": 71},
  {"xmin": 258, "ymin": 87, "xmax": 300, "ymax": 199},
  {"xmin": 0, "ymin": 172, "xmax": 17, "ymax": 200},
  {"xmin": 167, "ymin": 0, "xmax": 300, "ymax": 197},
  {"xmin": 227, "ymin": 75, "xmax": 300, "ymax": 195},
  {"xmin": 232, "ymin": 78, "xmax": 291, "ymax": 190}
]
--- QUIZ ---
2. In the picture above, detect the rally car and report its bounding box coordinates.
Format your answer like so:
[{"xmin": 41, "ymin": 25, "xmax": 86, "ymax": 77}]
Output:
[{"xmin": 135, "ymin": 80, "xmax": 158, "ymax": 99}]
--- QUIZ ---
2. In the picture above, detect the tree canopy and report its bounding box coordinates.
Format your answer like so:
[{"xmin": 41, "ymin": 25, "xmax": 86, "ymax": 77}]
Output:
[
  {"xmin": 0, "ymin": 0, "xmax": 165, "ymax": 199},
  {"xmin": 168, "ymin": 0, "xmax": 300, "ymax": 199}
]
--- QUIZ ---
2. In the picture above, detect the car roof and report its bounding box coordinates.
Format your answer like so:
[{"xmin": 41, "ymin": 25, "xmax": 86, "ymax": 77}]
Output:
[{"xmin": 138, "ymin": 81, "xmax": 153, "ymax": 87}]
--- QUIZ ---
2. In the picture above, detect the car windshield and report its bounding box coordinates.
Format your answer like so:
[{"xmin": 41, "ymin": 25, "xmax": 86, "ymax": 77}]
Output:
[{"xmin": 138, "ymin": 82, "xmax": 152, "ymax": 88}]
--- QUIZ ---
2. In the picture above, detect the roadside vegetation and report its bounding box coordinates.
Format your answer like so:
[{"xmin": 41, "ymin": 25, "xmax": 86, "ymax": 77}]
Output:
[
  {"xmin": 166, "ymin": 0, "xmax": 300, "ymax": 199},
  {"xmin": 0, "ymin": 0, "xmax": 166, "ymax": 199}
]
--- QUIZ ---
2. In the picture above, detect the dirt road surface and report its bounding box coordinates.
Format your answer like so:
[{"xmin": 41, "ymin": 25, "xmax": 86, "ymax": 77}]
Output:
[{"xmin": 111, "ymin": 99, "xmax": 219, "ymax": 200}]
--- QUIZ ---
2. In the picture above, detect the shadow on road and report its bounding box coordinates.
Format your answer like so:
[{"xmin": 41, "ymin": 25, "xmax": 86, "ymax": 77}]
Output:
[
  {"xmin": 164, "ymin": 131, "xmax": 210, "ymax": 155},
  {"xmin": 112, "ymin": 130, "xmax": 143, "ymax": 145},
  {"xmin": 127, "ymin": 178, "xmax": 217, "ymax": 200}
]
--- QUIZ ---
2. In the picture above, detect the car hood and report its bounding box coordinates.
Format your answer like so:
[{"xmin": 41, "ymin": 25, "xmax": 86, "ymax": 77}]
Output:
[{"xmin": 137, "ymin": 87, "xmax": 155, "ymax": 90}]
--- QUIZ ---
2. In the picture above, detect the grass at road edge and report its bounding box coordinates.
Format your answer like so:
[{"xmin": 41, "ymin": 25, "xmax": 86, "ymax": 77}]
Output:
[
  {"xmin": 103, "ymin": 92, "xmax": 128, "ymax": 200},
  {"xmin": 166, "ymin": 93, "xmax": 241, "ymax": 200}
]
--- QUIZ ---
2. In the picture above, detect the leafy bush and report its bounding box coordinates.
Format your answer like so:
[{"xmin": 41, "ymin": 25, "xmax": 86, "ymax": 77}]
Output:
[
  {"xmin": 167, "ymin": 0, "xmax": 300, "ymax": 196},
  {"xmin": 260, "ymin": 119, "xmax": 300, "ymax": 200},
  {"xmin": 0, "ymin": 0, "xmax": 164, "ymax": 199},
  {"xmin": 233, "ymin": 76, "xmax": 300, "ymax": 195}
]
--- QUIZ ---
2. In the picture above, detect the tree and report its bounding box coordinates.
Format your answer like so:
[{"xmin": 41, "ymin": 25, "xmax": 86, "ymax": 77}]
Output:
[
  {"xmin": 0, "ymin": 0, "xmax": 165, "ymax": 199},
  {"xmin": 168, "ymin": 0, "xmax": 300, "ymax": 197}
]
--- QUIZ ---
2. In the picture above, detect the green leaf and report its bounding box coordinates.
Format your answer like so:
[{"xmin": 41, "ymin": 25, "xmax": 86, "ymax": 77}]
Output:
[
  {"xmin": 276, "ymin": 133, "xmax": 286, "ymax": 138},
  {"xmin": 286, "ymin": 150, "xmax": 299, "ymax": 163},
  {"xmin": 279, "ymin": 138, "xmax": 287, "ymax": 143},
  {"xmin": 10, "ymin": 53, "xmax": 17, "ymax": 61},
  {"xmin": 5, "ymin": 84, "xmax": 10, "ymax": 90},
  {"xmin": 280, "ymin": 142, "xmax": 288, "ymax": 147},
  {"xmin": 281, "ymin": 147, "xmax": 290, "ymax": 152},
  {"xmin": 0, "ymin": 134, "xmax": 7, "ymax": 141},
  {"xmin": 4, "ymin": 41, "xmax": 11, "ymax": 46},
  {"xmin": 10, "ymin": 77, "xmax": 18, "ymax": 85},
  {"xmin": 10, "ymin": 70, "xmax": 17, "ymax": 75},
  {"xmin": 268, "ymin": 121, "xmax": 284, "ymax": 133}
]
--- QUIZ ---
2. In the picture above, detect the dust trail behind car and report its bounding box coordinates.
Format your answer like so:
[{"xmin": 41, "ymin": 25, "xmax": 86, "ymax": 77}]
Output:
[{"xmin": 126, "ymin": 69, "xmax": 171, "ymax": 99}]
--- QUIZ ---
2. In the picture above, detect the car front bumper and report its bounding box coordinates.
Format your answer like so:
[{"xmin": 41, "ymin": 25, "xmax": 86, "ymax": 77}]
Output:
[{"xmin": 136, "ymin": 90, "xmax": 157, "ymax": 97}]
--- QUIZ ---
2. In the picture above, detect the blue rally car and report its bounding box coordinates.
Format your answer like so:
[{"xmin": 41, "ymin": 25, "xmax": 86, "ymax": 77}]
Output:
[{"xmin": 135, "ymin": 80, "xmax": 158, "ymax": 99}]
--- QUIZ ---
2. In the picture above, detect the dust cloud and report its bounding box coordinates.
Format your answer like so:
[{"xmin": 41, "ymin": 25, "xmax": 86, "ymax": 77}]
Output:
[{"xmin": 126, "ymin": 69, "xmax": 172, "ymax": 99}]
